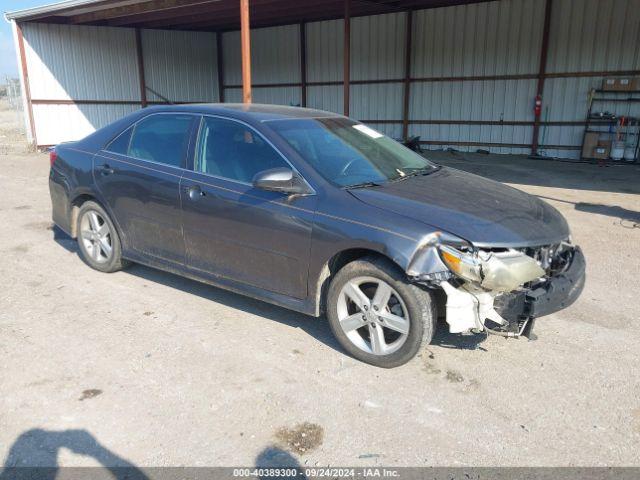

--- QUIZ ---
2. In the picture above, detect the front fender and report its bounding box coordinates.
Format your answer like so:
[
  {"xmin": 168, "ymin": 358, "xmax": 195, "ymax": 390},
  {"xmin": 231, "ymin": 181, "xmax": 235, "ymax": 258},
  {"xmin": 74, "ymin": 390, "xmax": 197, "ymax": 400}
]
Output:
[{"xmin": 306, "ymin": 196, "xmax": 449, "ymax": 315}]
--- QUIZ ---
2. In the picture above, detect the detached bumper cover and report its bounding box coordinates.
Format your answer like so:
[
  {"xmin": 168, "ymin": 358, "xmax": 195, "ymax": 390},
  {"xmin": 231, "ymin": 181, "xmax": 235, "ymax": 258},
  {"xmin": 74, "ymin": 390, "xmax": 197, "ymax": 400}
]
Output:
[{"xmin": 494, "ymin": 247, "xmax": 586, "ymax": 321}]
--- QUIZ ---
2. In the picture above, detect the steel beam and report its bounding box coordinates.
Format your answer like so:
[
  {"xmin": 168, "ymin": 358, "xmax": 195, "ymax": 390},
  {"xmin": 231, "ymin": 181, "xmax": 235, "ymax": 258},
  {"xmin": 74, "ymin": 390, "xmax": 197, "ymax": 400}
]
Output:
[
  {"xmin": 531, "ymin": 0, "xmax": 553, "ymax": 156},
  {"xmin": 343, "ymin": 0, "xmax": 350, "ymax": 116},
  {"xmin": 300, "ymin": 22, "xmax": 307, "ymax": 107},
  {"xmin": 135, "ymin": 28, "xmax": 148, "ymax": 107},
  {"xmin": 240, "ymin": 0, "xmax": 252, "ymax": 104},
  {"xmin": 216, "ymin": 32, "xmax": 225, "ymax": 102},
  {"xmin": 15, "ymin": 22, "xmax": 37, "ymax": 145},
  {"xmin": 402, "ymin": 10, "xmax": 413, "ymax": 141}
]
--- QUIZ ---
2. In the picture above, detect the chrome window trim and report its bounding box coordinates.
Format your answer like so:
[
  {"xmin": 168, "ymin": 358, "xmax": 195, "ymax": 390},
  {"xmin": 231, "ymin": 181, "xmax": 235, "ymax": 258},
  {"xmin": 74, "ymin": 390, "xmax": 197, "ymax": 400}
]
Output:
[
  {"xmin": 192, "ymin": 113, "xmax": 317, "ymax": 195},
  {"xmin": 98, "ymin": 150, "xmax": 188, "ymax": 174}
]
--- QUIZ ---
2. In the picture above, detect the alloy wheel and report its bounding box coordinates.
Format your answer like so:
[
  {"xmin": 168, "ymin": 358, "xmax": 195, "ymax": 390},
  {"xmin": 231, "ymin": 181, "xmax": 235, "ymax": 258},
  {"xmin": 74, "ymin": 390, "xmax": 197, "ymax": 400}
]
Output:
[
  {"xmin": 336, "ymin": 276, "xmax": 410, "ymax": 355},
  {"xmin": 80, "ymin": 210, "xmax": 113, "ymax": 264}
]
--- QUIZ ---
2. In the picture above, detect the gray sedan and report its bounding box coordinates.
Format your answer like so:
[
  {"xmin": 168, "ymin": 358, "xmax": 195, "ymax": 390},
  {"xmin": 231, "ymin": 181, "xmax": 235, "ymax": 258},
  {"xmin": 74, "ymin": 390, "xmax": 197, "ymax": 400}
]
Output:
[{"xmin": 48, "ymin": 104, "xmax": 585, "ymax": 367}]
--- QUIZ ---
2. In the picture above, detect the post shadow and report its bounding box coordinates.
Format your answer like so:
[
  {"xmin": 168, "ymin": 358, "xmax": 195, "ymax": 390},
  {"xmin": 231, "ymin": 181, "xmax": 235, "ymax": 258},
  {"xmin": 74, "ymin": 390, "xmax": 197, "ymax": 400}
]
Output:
[
  {"xmin": 255, "ymin": 446, "xmax": 306, "ymax": 480},
  {"xmin": 0, "ymin": 428, "xmax": 148, "ymax": 480}
]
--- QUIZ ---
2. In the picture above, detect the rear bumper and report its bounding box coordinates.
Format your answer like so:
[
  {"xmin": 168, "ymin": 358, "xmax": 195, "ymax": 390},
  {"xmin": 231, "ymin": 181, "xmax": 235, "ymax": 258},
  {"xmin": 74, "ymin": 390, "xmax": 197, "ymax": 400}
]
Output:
[
  {"xmin": 49, "ymin": 168, "xmax": 72, "ymax": 236},
  {"xmin": 494, "ymin": 246, "xmax": 586, "ymax": 321}
]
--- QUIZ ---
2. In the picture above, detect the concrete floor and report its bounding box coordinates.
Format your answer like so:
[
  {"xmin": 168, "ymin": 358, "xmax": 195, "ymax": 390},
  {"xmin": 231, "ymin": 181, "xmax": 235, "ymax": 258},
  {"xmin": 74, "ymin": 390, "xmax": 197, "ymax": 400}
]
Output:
[{"xmin": 1, "ymin": 100, "xmax": 640, "ymax": 468}]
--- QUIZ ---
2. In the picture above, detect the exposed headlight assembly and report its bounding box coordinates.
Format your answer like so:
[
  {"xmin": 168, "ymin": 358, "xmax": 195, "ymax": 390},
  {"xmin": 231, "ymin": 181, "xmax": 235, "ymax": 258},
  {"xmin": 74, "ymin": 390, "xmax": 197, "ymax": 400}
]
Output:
[
  {"xmin": 438, "ymin": 244, "xmax": 545, "ymax": 292},
  {"xmin": 438, "ymin": 244, "xmax": 482, "ymax": 284}
]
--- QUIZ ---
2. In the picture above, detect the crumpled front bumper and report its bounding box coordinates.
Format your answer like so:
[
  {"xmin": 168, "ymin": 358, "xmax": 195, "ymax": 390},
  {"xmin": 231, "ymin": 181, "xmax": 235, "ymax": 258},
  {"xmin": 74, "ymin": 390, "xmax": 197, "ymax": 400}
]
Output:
[{"xmin": 493, "ymin": 246, "xmax": 586, "ymax": 322}]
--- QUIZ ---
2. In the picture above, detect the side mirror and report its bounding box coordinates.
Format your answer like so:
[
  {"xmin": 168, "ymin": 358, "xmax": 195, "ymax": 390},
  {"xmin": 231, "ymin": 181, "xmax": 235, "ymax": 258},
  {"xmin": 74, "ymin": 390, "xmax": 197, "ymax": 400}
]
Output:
[{"xmin": 252, "ymin": 168, "xmax": 312, "ymax": 195}]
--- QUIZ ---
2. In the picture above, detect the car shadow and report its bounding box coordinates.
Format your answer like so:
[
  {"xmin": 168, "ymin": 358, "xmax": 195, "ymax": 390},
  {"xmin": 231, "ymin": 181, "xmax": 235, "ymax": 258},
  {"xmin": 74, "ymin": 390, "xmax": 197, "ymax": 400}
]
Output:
[
  {"xmin": 53, "ymin": 226, "xmax": 489, "ymax": 354},
  {"xmin": 431, "ymin": 324, "xmax": 488, "ymax": 351},
  {"xmin": 0, "ymin": 428, "xmax": 148, "ymax": 480},
  {"xmin": 127, "ymin": 262, "xmax": 343, "ymax": 350},
  {"xmin": 574, "ymin": 202, "xmax": 640, "ymax": 224},
  {"xmin": 535, "ymin": 195, "xmax": 640, "ymax": 226},
  {"xmin": 429, "ymin": 150, "xmax": 640, "ymax": 195}
]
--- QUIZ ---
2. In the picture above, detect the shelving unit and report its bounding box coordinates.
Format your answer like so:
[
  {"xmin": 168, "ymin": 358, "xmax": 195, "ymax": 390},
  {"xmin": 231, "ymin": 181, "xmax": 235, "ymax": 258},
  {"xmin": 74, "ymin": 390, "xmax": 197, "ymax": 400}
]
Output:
[{"xmin": 580, "ymin": 88, "xmax": 640, "ymax": 162}]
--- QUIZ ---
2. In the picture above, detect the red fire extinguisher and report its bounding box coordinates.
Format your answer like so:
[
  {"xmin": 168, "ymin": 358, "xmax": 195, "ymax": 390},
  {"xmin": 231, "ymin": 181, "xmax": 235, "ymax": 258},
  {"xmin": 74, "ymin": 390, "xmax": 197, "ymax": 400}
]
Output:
[{"xmin": 534, "ymin": 94, "xmax": 543, "ymax": 117}]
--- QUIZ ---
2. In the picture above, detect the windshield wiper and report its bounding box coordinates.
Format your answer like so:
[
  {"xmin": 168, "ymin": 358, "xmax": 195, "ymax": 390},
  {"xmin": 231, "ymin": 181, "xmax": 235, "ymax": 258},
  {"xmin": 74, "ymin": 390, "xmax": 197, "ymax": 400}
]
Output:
[
  {"xmin": 344, "ymin": 181, "xmax": 384, "ymax": 190},
  {"xmin": 392, "ymin": 165, "xmax": 441, "ymax": 182}
]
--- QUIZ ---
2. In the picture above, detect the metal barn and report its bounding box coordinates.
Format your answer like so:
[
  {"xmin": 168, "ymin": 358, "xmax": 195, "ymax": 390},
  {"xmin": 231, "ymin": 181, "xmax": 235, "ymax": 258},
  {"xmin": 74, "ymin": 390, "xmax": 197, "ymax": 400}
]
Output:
[{"xmin": 6, "ymin": 0, "xmax": 640, "ymax": 159}]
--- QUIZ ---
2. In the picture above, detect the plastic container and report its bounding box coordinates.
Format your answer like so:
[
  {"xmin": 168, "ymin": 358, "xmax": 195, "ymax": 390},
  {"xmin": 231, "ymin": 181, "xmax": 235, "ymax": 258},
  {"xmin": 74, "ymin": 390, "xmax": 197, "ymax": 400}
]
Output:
[{"xmin": 611, "ymin": 141, "xmax": 625, "ymax": 161}]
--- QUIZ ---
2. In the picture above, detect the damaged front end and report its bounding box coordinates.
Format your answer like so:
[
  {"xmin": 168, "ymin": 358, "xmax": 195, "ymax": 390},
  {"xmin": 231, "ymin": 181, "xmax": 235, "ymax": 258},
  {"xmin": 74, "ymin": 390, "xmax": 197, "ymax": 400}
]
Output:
[{"xmin": 407, "ymin": 234, "xmax": 586, "ymax": 338}]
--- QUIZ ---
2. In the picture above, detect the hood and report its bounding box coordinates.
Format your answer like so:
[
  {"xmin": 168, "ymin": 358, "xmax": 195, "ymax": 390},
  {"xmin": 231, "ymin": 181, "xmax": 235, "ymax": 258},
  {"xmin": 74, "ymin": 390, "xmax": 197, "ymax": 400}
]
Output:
[{"xmin": 349, "ymin": 167, "xmax": 569, "ymax": 248}]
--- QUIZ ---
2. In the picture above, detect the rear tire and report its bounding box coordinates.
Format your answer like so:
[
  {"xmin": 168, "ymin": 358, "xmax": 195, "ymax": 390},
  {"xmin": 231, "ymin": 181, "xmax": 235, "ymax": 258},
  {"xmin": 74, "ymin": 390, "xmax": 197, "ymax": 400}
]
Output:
[
  {"xmin": 326, "ymin": 256, "xmax": 437, "ymax": 368},
  {"xmin": 76, "ymin": 201, "xmax": 129, "ymax": 273}
]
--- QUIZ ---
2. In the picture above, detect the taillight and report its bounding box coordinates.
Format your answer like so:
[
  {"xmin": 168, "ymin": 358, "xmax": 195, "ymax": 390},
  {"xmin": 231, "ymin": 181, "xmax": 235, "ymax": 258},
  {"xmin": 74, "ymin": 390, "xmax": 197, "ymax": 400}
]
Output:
[{"xmin": 49, "ymin": 150, "xmax": 58, "ymax": 168}]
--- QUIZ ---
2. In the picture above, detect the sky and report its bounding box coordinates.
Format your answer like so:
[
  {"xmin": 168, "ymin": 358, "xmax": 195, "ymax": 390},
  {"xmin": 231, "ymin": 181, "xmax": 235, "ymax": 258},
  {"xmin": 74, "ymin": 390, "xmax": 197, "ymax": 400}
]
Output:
[{"xmin": 1, "ymin": 0, "xmax": 47, "ymax": 79}]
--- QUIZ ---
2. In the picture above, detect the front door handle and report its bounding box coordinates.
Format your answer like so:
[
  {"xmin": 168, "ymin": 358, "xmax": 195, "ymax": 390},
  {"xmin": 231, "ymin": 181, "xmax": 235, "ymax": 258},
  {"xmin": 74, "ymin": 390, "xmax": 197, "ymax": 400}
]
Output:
[
  {"xmin": 99, "ymin": 164, "xmax": 115, "ymax": 176},
  {"xmin": 185, "ymin": 185, "xmax": 206, "ymax": 201}
]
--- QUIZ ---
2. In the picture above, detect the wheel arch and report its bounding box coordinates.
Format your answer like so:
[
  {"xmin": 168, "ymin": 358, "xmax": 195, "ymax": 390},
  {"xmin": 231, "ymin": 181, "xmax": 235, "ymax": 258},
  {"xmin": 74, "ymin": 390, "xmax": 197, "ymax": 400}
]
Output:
[
  {"xmin": 314, "ymin": 247, "xmax": 406, "ymax": 317},
  {"xmin": 68, "ymin": 192, "xmax": 98, "ymax": 238},
  {"xmin": 67, "ymin": 191, "xmax": 123, "ymax": 244}
]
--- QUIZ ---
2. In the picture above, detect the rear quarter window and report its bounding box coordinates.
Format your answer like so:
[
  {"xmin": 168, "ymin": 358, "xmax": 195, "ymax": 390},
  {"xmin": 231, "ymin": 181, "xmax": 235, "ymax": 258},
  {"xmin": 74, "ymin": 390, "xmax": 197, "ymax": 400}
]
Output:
[{"xmin": 105, "ymin": 127, "xmax": 133, "ymax": 155}]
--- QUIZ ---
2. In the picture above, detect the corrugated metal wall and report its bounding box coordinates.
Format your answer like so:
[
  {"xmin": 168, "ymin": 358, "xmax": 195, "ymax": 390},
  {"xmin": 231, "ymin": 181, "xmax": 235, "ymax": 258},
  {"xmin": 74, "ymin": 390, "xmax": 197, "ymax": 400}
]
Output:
[
  {"xmin": 141, "ymin": 29, "xmax": 218, "ymax": 103},
  {"xmin": 222, "ymin": 24, "xmax": 301, "ymax": 105},
  {"xmin": 21, "ymin": 23, "xmax": 139, "ymax": 145},
  {"xmin": 19, "ymin": 0, "xmax": 640, "ymax": 158},
  {"xmin": 21, "ymin": 23, "xmax": 222, "ymax": 145},
  {"xmin": 542, "ymin": 0, "xmax": 640, "ymax": 158},
  {"xmin": 410, "ymin": 0, "xmax": 545, "ymax": 154},
  {"xmin": 350, "ymin": 13, "xmax": 406, "ymax": 138},
  {"xmin": 306, "ymin": 19, "xmax": 344, "ymax": 114}
]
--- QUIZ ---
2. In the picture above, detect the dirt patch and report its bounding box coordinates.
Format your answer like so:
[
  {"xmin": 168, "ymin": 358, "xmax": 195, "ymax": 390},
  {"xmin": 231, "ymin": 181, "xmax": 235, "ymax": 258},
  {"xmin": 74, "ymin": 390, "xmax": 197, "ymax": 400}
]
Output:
[
  {"xmin": 14, "ymin": 205, "xmax": 32, "ymax": 211},
  {"xmin": 446, "ymin": 370, "xmax": 465, "ymax": 383},
  {"xmin": 12, "ymin": 244, "xmax": 30, "ymax": 253},
  {"xmin": 421, "ymin": 349, "xmax": 441, "ymax": 375},
  {"xmin": 78, "ymin": 389, "xmax": 103, "ymax": 401},
  {"xmin": 275, "ymin": 422, "xmax": 324, "ymax": 455}
]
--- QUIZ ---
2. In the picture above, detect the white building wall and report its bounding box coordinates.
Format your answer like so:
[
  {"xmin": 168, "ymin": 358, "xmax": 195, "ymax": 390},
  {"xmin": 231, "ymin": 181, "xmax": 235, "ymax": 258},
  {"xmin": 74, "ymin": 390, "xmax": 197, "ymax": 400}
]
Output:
[{"xmin": 20, "ymin": 22, "xmax": 140, "ymax": 145}]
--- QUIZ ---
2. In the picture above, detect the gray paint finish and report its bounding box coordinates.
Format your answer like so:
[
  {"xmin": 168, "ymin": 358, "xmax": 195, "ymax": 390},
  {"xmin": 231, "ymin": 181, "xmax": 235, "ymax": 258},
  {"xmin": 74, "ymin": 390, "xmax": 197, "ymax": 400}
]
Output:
[{"xmin": 49, "ymin": 104, "xmax": 575, "ymax": 317}]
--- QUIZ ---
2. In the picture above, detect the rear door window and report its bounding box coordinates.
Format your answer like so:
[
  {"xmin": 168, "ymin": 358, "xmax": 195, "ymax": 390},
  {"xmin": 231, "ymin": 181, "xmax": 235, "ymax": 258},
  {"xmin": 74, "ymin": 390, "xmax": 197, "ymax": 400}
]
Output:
[{"xmin": 127, "ymin": 114, "xmax": 194, "ymax": 168}]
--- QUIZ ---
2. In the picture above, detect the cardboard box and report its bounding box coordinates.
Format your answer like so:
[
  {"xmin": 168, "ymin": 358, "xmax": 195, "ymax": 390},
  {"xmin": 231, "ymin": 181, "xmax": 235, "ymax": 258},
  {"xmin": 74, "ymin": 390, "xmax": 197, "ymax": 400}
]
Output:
[
  {"xmin": 602, "ymin": 78, "xmax": 618, "ymax": 91},
  {"xmin": 592, "ymin": 142, "xmax": 611, "ymax": 159},
  {"xmin": 581, "ymin": 132, "xmax": 600, "ymax": 158},
  {"xmin": 617, "ymin": 77, "xmax": 634, "ymax": 91},
  {"xmin": 601, "ymin": 77, "xmax": 639, "ymax": 91}
]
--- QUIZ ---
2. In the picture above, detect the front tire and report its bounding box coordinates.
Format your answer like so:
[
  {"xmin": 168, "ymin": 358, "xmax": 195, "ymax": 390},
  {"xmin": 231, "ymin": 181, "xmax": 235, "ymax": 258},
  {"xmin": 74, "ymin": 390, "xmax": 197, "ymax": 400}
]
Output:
[
  {"xmin": 326, "ymin": 256, "xmax": 437, "ymax": 368},
  {"xmin": 76, "ymin": 201, "xmax": 129, "ymax": 273}
]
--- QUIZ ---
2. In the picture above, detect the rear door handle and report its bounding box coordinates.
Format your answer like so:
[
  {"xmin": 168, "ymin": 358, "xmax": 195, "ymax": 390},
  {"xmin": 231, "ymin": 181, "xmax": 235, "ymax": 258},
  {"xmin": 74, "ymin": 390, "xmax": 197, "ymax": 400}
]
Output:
[
  {"xmin": 184, "ymin": 185, "xmax": 206, "ymax": 201},
  {"xmin": 99, "ymin": 164, "xmax": 115, "ymax": 176}
]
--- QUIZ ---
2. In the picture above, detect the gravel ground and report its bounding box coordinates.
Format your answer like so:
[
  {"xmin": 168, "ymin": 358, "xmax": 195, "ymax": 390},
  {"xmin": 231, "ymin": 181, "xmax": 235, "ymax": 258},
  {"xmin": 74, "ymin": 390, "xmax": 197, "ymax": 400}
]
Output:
[{"xmin": 1, "ymin": 100, "xmax": 639, "ymax": 468}]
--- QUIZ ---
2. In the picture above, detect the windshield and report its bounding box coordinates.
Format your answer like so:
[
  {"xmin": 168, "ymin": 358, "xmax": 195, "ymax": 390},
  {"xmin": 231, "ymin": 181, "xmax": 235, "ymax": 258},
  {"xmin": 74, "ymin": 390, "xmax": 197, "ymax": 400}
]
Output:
[{"xmin": 267, "ymin": 117, "xmax": 438, "ymax": 187}]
